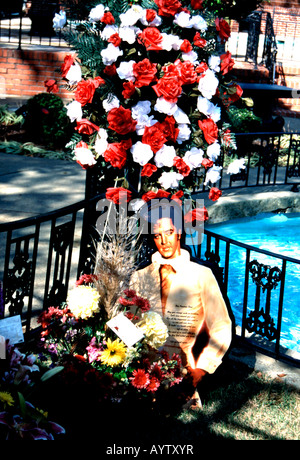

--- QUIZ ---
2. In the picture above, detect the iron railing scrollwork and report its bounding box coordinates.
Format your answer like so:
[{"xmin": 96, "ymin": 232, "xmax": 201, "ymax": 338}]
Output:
[{"xmin": 261, "ymin": 12, "xmax": 278, "ymax": 83}]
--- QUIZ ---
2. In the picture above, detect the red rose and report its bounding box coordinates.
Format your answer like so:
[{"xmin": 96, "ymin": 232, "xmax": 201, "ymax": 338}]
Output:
[
  {"xmin": 93, "ymin": 76, "xmax": 105, "ymax": 88},
  {"xmin": 201, "ymin": 158, "xmax": 214, "ymax": 169},
  {"xmin": 104, "ymin": 139, "xmax": 132, "ymax": 169},
  {"xmin": 75, "ymin": 119, "xmax": 100, "ymax": 135},
  {"xmin": 153, "ymin": 77, "xmax": 182, "ymax": 103},
  {"xmin": 75, "ymin": 79, "xmax": 96, "ymax": 106},
  {"xmin": 176, "ymin": 60, "xmax": 198, "ymax": 85},
  {"xmin": 122, "ymin": 81, "xmax": 136, "ymax": 99},
  {"xmin": 138, "ymin": 27, "xmax": 163, "ymax": 51},
  {"xmin": 171, "ymin": 190, "xmax": 184, "ymax": 204},
  {"xmin": 142, "ymin": 124, "xmax": 167, "ymax": 153},
  {"xmin": 208, "ymin": 187, "xmax": 222, "ymax": 202},
  {"xmin": 44, "ymin": 79, "xmax": 59, "ymax": 93},
  {"xmin": 198, "ymin": 118, "xmax": 219, "ymax": 144},
  {"xmin": 107, "ymin": 106, "xmax": 137, "ymax": 135},
  {"xmin": 220, "ymin": 51, "xmax": 234, "ymax": 75},
  {"xmin": 227, "ymin": 83, "xmax": 243, "ymax": 104},
  {"xmin": 193, "ymin": 32, "xmax": 206, "ymax": 48},
  {"xmin": 104, "ymin": 64, "xmax": 117, "ymax": 76},
  {"xmin": 108, "ymin": 33, "xmax": 121, "ymax": 47},
  {"xmin": 191, "ymin": 0, "xmax": 203, "ymax": 9},
  {"xmin": 106, "ymin": 187, "xmax": 132, "ymax": 204},
  {"xmin": 141, "ymin": 163, "xmax": 158, "ymax": 177},
  {"xmin": 173, "ymin": 156, "xmax": 190, "ymax": 177},
  {"xmin": 195, "ymin": 62, "xmax": 208, "ymax": 76},
  {"xmin": 146, "ymin": 9, "xmax": 157, "ymax": 23},
  {"xmin": 61, "ymin": 54, "xmax": 74, "ymax": 78},
  {"xmin": 154, "ymin": 0, "xmax": 182, "ymax": 17},
  {"xmin": 142, "ymin": 189, "xmax": 170, "ymax": 202},
  {"xmin": 184, "ymin": 207, "xmax": 209, "ymax": 224},
  {"xmin": 101, "ymin": 12, "xmax": 115, "ymax": 24},
  {"xmin": 133, "ymin": 58, "xmax": 157, "ymax": 88},
  {"xmin": 215, "ymin": 18, "xmax": 231, "ymax": 43},
  {"xmin": 180, "ymin": 39, "xmax": 193, "ymax": 53},
  {"xmin": 159, "ymin": 116, "xmax": 179, "ymax": 142}
]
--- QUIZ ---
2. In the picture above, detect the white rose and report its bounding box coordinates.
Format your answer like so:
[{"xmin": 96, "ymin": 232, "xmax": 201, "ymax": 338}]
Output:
[
  {"xmin": 204, "ymin": 165, "xmax": 222, "ymax": 185},
  {"xmin": 103, "ymin": 94, "xmax": 120, "ymax": 112},
  {"xmin": 130, "ymin": 141, "xmax": 153, "ymax": 166},
  {"xmin": 207, "ymin": 142, "xmax": 221, "ymax": 161},
  {"xmin": 227, "ymin": 159, "xmax": 246, "ymax": 175},
  {"xmin": 65, "ymin": 62, "xmax": 82, "ymax": 85},
  {"xmin": 116, "ymin": 60, "xmax": 135, "ymax": 81},
  {"xmin": 177, "ymin": 124, "xmax": 191, "ymax": 144},
  {"xmin": 89, "ymin": 4, "xmax": 105, "ymax": 22},
  {"xmin": 158, "ymin": 171, "xmax": 184, "ymax": 190},
  {"xmin": 183, "ymin": 147, "xmax": 204, "ymax": 169},
  {"xmin": 94, "ymin": 128, "xmax": 109, "ymax": 156},
  {"xmin": 101, "ymin": 43, "xmax": 123, "ymax": 65},
  {"xmin": 154, "ymin": 145, "xmax": 176, "ymax": 168},
  {"xmin": 66, "ymin": 100, "xmax": 82, "ymax": 122},
  {"xmin": 198, "ymin": 69, "xmax": 219, "ymax": 100}
]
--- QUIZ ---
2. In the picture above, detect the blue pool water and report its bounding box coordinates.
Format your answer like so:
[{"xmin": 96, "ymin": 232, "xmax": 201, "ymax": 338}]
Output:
[{"xmin": 205, "ymin": 213, "xmax": 300, "ymax": 353}]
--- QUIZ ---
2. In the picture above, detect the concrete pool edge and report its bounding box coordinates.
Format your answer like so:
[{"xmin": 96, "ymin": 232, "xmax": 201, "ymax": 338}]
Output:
[{"xmin": 194, "ymin": 184, "xmax": 300, "ymax": 224}]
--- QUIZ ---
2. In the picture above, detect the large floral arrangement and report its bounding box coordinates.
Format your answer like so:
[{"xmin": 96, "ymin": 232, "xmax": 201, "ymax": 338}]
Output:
[
  {"xmin": 36, "ymin": 277, "xmax": 184, "ymax": 403},
  {"xmin": 47, "ymin": 0, "xmax": 244, "ymax": 210}
]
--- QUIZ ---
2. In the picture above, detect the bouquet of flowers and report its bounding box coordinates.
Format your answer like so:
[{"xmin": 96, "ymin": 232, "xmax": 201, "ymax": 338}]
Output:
[
  {"xmin": 47, "ymin": 0, "xmax": 244, "ymax": 209},
  {"xmin": 36, "ymin": 277, "xmax": 184, "ymax": 403}
]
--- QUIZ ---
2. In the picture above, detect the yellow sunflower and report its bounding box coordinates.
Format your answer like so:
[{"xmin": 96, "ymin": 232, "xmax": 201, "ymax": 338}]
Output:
[
  {"xmin": 0, "ymin": 391, "xmax": 15, "ymax": 408},
  {"xmin": 100, "ymin": 338, "xmax": 127, "ymax": 367}
]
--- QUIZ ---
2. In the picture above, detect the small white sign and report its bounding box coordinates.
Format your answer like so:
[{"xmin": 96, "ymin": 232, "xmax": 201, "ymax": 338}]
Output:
[
  {"xmin": 0, "ymin": 335, "xmax": 5, "ymax": 359},
  {"xmin": 0, "ymin": 315, "xmax": 24, "ymax": 347},
  {"xmin": 106, "ymin": 312, "xmax": 144, "ymax": 348}
]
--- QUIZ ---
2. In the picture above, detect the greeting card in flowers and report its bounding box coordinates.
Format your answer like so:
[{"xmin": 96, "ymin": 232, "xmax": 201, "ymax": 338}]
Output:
[{"xmin": 107, "ymin": 312, "xmax": 144, "ymax": 347}]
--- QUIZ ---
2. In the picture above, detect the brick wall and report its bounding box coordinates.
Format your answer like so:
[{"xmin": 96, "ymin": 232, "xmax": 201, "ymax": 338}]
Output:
[{"xmin": 0, "ymin": 47, "xmax": 73, "ymax": 103}]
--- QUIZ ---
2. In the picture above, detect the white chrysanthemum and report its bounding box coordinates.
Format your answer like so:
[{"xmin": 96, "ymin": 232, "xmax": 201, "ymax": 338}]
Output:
[
  {"xmin": 198, "ymin": 69, "xmax": 219, "ymax": 100},
  {"xmin": 89, "ymin": 4, "xmax": 105, "ymax": 22},
  {"xmin": 67, "ymin": 285, "xmax": 100, "ymax": 320},
  {"xmin": 183, "ymin": 147, "xmax": 204, "ymax": 169},
  {"xmin": 204, "ymin": 165, "xmax": 223, "ymax": 185},
  {"xmin": 177, "ymin": 124, "xmax": 191, "ymax": 144},
  {"xmin": 102, "ymin": 94, "xmax": 120, "ymax": 112},
  {"xmin": 207, "ymin": 142, "xmax": 221, "ymax": 161},
  {"xmin": 227, "ymin": 158, "xmax": 246, "ymax": 175},
  {"xmin": 154, "ymin": 145, "xmax": 176, "ymax": 168},
  {"xmin": 116, "ymin": 60, "xmax": 135, "ymax": 81},
  {"xmin": 66, "ymin": 100, "xmax": 82, "ymax": 122},
  {"xmin": 137, "ymin": 311, "xmax": 168, "ymax": 349},
  {"xmin": 158, "ymin": 171, "xmax": 184, "ymax": 190},
  {"xmin": 130, "ymin": 141, "xmax": 154, "ymax": 166},
  {"xmin": 94, "ymin": 129, "xmax": 109, "ymax": 156},
  {"xmin": 101, "ymin": 43, "xmax": 123, "ymax": 65}
]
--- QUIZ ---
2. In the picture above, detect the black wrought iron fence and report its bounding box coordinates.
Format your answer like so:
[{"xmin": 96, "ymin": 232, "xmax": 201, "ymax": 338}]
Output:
[{"xmin": 192, "ymin": 131, "xmax": 300, "ymax": 193}]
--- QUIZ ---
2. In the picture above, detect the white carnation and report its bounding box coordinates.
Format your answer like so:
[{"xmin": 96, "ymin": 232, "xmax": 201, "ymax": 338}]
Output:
[
  {"xmin": 154, "ymin": 97, "xmax": 178, "ymax": 116},
  {"xmin": 197, "ymin": 96, "xmax": 221, "ymax": 122},
  {"xmin": 66, "ymin": 100, "xmax": 82, "ymax": 122},
  {"xmin": 74, "ymin": 145, "xmax": 97, "ymax": 167},
  {"xmin": 101, "ymin": 43, "xmax": 123, "ymax": 65},
  {"xmin": 227, "ymin": 158, "xmax": 246, "ymax": 175},
  {"xmin": 182, "ymin": 50, "xmax": 199, "ymax": 64},
  {"xmin": 140, "ymin": 10, "xmax": 162, "ymax": 26},
  {"xmin": 183, "ymin": 147, "xmax": 204, "ymax": 169},
  {"xmin": 89, "ymin": 4, "xmax": 105, "ymax": 22},
  {"xmin": 119, "ymin": 26, "xmax": 141, "ymax": 44},
  {"xmin": 177, "ymin": 124, "xmax": 191, "ymax": 144},
  {"xmin": 207, "ymin": 142, "xmax": 221, "ymax": 161},
  {"xmin": 190, "ymin": 15, "xmax": 207, "ymax": 32},
  {"xmin": 198, "ymin": 68, "xmax": 219, "ymax": 100},
  {"xmin": 65, "ymin": 62, "xmax": 82, "ymax": 85},
  {"xmin": 131, "ymin": 100, "xmax": 152, "ymax": 117},
  {"xmin": 120, "ymin": 5, "xmax": 143, "ymax": 26},
  {"xmin": 209, "ymin": 55, "xmax": 221, "ymax": 72},
  {"xmin": 154, "ymin": 145, "xmax": 176, "ymax": 168},
  {"xmin": 130, "ymin": 141, "xmax": 153, "ymax": 166},
  {"xmin": 204, "ymin": 165, "xmax": 222, "ymax": 185},
  {"xmin": 94, "ymin": 129, "xmax": 109, "ymax": 157},
  {"xmin": 101, "ymin": 24, "xmax": 118, "ymax": 40},
  {"xmin": 103, "ymin": 94, "xmax": 120, "ymax": 112},
  {"xmin": 116, "ymin": 60, "xmax": 135, "ymax": 81},
  {"xmin": 158, "ymin": 171, "xmax": 184, "ymax": 190},
  {"xmin": 173, "ymin": 11, "xmax": 191, "ymax": 28}
]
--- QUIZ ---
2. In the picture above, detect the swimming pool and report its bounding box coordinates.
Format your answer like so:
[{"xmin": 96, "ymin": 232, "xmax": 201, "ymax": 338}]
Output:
[{"xmin": 205, "ymin": 213, "xmax": 300, "ymax": 353}]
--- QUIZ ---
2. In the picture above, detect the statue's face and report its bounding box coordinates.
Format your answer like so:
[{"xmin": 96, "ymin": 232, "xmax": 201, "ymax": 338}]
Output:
[{"xmin": 153, "ymin": 217, "xmax": 181, "ymax": 259}]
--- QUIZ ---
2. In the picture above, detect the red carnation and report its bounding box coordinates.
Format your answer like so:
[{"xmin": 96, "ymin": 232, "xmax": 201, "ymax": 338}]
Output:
[
  {"xmin": 142, "ymin": 124, "xmax": 167, "ymax": 153},
  {"xmin": 184, "ymin": 207, "xmax": 209, "ymax": 223},
  {"xmin": 61, "ymin": 54, "xmax": 74, "ymax": 78},
  {"xmin": 142, "ymin": 190, "xmax": 170, "ymax": 202},
  {"xmin": 44, "ymin": 79, "xmax": 59, "ymax": 93},
  {"xmin": 133, "ymin": 58, "xmax": 157, "ymax": 88},
  {"xmin": 173, "ymin": 156, "xmax": 191, "ymax": 177},
  {"xmin": 106, "ymin": 187, "xmax": 133, "ymax": 204},
  {"xmin": 104, "ymin": 64, "xmax": 117, "ymax": 76},
  {"xmin": 201, "ymin": 158, "xmax": 214, "ymax": 169},
  {"xmin": 141, "ymin": 163, "xmax": 158, "ymax": 177},
  {"xmin": 101, "ymin": 12, "xmax": 115, "ymax": 24},
  {"xmin": 108, "ymin": 33, "xmax": 121, "ymax": 47},
  {"xmin": 220, "ymin": 51, "xmax": 234, "ymax": 75},
  {"xmin": 191, "ymin": 0, "xmax": 203, "ymax": 9},
  {"xmin": 208, "ymin": 187, "xmax": 222, "ymax": 202},
  {"xmin": 198, "ymin": 118, "xmax": 219, "ymax": 144},
  {"xmin": 122, "ymin": 81, "xmax": 136, "ymax": 99}
]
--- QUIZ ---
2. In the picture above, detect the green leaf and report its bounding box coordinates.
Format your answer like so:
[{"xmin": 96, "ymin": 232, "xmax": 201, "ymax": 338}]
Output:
[
  {"xmin": 18, "ymin": 392, "xmax": 26, "ymax": 418},
  {"xmin": 40, "ymin": 366, "xmax": 64, "ymax": 382}
]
